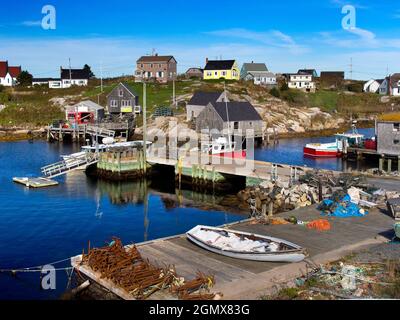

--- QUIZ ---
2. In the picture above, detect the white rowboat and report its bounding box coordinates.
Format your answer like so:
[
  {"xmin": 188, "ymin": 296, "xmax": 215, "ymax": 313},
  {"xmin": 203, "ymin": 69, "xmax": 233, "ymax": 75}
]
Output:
[{"xmin": 187, "ymin": 225, "xmax": 307, "ymax": 263}]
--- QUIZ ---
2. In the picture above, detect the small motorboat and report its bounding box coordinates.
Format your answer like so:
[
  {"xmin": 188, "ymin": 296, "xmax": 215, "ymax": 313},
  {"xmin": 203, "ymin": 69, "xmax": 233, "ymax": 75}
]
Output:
[
  {"xmin": 303, "ymin": 142, "xmax": 341, "ymax": 158},
  {"xmin": 303, "ymin": 126, "xmax": 364, "ymax": 158},
  {"xmin": 186, "ymin": 225, "xmax": 307, "ymax": 263},
  {"xmin": 201, "ymin": 137, "xmax": 246, "ymax": 159}
]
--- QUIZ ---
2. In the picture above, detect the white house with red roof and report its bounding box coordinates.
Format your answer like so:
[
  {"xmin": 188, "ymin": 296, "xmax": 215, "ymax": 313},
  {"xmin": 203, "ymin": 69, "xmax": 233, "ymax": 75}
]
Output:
[{"xmin": 0, "ymin": 61, "xmax": 22, "ymax": 87}]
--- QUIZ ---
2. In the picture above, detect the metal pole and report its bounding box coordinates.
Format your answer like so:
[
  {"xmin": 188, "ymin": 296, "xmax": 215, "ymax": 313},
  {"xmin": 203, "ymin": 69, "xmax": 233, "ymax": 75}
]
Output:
[{"xmin": 143, "ymin": 82, "xmax": 147, "ymax": 175}]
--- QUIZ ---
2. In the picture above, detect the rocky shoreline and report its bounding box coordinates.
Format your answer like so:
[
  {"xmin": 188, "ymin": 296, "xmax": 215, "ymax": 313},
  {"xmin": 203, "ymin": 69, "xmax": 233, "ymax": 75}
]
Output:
[{"xmin": 0, "ymin": 127, "xmax": 46, "ymax": 142}]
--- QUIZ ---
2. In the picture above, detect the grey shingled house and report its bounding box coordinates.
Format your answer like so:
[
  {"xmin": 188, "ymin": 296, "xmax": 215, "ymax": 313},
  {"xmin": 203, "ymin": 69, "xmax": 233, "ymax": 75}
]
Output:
[
  {"xmin": 107, "ymin": 82, "xmax": 140, "ymax": 115},
  {"xmin": 186, "ymin": 91, "xmax": 228, "ymax": 121},
  {"xmin": 195, "ymin": 101, "xmax": 263, "ymax": 137}
]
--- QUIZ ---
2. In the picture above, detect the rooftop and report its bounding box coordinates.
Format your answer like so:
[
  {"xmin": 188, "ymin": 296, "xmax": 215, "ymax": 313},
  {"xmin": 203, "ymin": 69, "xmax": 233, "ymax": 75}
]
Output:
[
  {"xmin": 188, "ymin": 91, "xmax": 224, "ymax": 106},
  {"xmin": 211, "ymin": 101, "xmax": 262, "ymax": 122},
  {"xmin": 204, "ymin": 60, "xmax": 236, "ymax": 71},
  {"xmin": 242, "ymin": 63, "xmax": 268, "ymax": 72},
  {"xmin": 137, "ymin": 55, "xmax": 176, "ymax": 63}
]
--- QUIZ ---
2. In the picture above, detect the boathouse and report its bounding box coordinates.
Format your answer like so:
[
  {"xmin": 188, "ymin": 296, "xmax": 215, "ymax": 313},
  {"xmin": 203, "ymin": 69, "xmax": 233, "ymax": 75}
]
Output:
[
  {"xmin": 186, "ymin": 91, "xmax": 227, "ymax": 121},
  {"xmin": 195, "ymin": 101, "xmax": 263, "ymax": 137},
  {"xmin": 65, "ymin": 100, "xmax": 104, "ymax": 125},
  {"xmin": 376, "ymin": 119, "xmax": 400, "ymax": 156}
]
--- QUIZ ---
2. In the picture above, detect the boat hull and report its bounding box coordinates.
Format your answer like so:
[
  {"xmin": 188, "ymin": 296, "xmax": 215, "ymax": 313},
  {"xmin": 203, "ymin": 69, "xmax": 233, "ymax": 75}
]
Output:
[
  {"xmin": 212, "ymin": 150, "xmax": 247, "ymax": 159},
  {"xmin": 187, "ymin": 226, "xmax": 307, "ymax": 263},
  {"xmin": 303, "ymin": 147, "xmax": 341, "ymax": 158}
]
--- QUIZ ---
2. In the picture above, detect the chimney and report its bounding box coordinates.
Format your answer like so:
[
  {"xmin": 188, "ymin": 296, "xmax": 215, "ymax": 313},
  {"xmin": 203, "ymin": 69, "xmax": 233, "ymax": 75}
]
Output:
[{"xmin": 206, "ymin": 57, "xmax": 209, "ymax": 64}]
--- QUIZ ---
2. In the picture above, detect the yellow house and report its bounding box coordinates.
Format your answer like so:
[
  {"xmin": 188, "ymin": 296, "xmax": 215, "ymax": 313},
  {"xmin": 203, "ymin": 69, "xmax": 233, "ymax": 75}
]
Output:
[{"xmin": 203, "ymin": 59, "xmax": 240, "ymax": 80}]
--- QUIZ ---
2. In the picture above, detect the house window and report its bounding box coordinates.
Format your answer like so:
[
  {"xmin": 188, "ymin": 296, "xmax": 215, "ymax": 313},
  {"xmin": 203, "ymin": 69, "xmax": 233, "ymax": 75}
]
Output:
[
  {"xmin": 394, "ymin": 123, "xmax": 400, "ymax": 132},
  {"xmin": 121, "ymin": 100, "xmax": 131, "ymax": 107},
  {"xmin": 150, "ymin": 64, "xmax": 153, "ymax": 68},
  {"xmin": 394, "ymin": 139, "xmax": 400, "ymax": 145},
  {"xmin": 234, "ymin": 122, "xmax": 239, "ymax": 130},
  {"xmin": 222, "ymin": 71, "xmax": 226, "ymax": 76},
  {"xmin": 215, "ymin": 71, "xmax": 218, "ymax": 76},
  {"xmin": 111, "ymin": 100, "xmax": 118, "ymax": 107},
  {"xmin": 141, "ymin": 64, "xmax": 143, "ymax": 68},
  {"xmin": 249, "ymin": 122, "xmax": 253, "ymax": 126},
  {"xmin": 207, "ymin": 72, "xmax": 212, "ymax": 77},
  {"xmin": 119, "ymin": 89, "xmax": 124, "ymax": 97}
]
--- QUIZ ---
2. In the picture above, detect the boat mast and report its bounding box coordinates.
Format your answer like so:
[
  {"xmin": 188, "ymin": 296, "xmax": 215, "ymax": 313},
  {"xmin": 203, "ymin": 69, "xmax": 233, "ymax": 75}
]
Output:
[{"xmin": 224, "ymin": 82, "xmax": 232, "ymax": 149}]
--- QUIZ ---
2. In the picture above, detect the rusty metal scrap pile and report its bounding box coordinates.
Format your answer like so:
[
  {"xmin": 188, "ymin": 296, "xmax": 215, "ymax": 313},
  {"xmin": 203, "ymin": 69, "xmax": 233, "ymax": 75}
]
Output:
[{"xmin": 80, "ymin": 238, "xmax": 218, "ymax": 300}]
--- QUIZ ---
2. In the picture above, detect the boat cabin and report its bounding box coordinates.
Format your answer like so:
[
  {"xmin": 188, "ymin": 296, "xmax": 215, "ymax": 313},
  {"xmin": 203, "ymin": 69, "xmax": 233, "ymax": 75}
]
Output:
[
  {"xmin": 335, "ymin": 133, "xmax": 364, "ymax": 148},
  {"xmin": 201, "ymin": 137, "xmax": 236, "ymax": 155}
]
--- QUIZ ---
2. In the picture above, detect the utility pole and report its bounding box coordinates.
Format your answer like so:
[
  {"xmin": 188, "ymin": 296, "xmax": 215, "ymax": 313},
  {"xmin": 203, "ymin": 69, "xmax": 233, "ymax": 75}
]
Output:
[
  {"xmin": 69, "ymin": 58, "xmax": 72, "ymax": 84},
  {"xmin": 100, "ymin": 61, "xmax": 103, "ymax": 93},
  {"xmin": 349, "ymin": 57, "xmax": 353, "ymax": 81},
  {"xmin": 143, "ymin": 82, "xmax": 147, "ymax": 174},
  {"xmin": 173, "ymin": 79, "xmax": 176, "ymax": 109}
]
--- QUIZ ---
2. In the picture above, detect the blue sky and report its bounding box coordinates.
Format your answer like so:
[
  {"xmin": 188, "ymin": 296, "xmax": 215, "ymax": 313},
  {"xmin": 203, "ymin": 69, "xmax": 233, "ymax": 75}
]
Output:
[{"xmin": 0, "ymin": 0, "xmax": 399, "ymax": 79}]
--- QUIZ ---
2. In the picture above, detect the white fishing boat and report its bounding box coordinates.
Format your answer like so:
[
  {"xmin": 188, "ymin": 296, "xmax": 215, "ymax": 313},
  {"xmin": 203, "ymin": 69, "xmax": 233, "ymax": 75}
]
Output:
[
  {"xmin": 201, "ymin": 137, "xmax": 246, "ymax": 159},
  {"xmin": 187, "ymin": 225, "xmax": 307, "ymax": 263}
]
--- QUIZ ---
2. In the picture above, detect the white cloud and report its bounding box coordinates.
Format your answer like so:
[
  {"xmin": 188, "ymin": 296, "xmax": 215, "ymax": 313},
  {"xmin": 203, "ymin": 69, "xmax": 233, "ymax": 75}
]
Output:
[
  {"xmin": 205, "ymin": 28, "xmax": 309, "ymax": 54},
  {"xmin": 1, "ymin": 32, "xmax": 398, "ymax": 81},
  {"xmin": 319, "ymin": 27, "xmax": 400, "ymax": 49},
  {"xmin": 330, "ymin": 0, "xmax": 369, "ymax": 10},
  {"xmin": 21, "ymin": 20, "xmax": 42, "ymax": 27}
]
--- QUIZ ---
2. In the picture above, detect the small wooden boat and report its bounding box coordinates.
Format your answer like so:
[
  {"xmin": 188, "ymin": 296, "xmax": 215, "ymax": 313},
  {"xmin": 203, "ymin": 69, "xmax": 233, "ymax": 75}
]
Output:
[{"xmin": 186, "ymin": 225, "xmax": 307, "ymax": 263}]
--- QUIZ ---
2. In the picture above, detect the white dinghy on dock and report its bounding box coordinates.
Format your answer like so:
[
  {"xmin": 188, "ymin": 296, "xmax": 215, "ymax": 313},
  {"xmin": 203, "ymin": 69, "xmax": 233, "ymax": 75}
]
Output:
[{"xmin": 187, "ymin": 225, "xmax": 307, "ymax": 263}]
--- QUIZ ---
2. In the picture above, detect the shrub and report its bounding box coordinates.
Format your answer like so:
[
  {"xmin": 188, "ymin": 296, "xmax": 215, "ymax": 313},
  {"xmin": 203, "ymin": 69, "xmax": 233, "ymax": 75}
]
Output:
[
  {"xmin": 281, "ymin": 89, "xmax": 307, "ymax": 105},
  {"xmin": 269, "ymin": 87, "xmax": 280, "ymax": 98},
  {"xmin": 280, "ymin": 83, "xmax": 289, "ymax": 91},
  {"xmin": 347, "ymin": 83, "xmax": 363, "ymax": 93}
]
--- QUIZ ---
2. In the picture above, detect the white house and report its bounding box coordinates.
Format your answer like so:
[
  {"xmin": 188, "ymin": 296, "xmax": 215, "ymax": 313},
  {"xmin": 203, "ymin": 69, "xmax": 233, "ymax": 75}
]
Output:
[
  {"xmin": 0, "ymin": 61, "xmax": 21, "ymax": 87},
  {"xmin": 240, "ymin": 62, "xmax": 277, "ymax": 86},
  {"xmin": 32, "ymin": 78, "xmax": 54, "ymax": 86},
  {"xmin": 33, "ymin": 67, "xmax": 90, "ymax": 89},
  {"xmin": 364, "ymin": 79, "xmax": 384, "ymax": 93},
  {"xmin": 287, "ymin": 73, "xmax": 315, "ymax": 92},
  {"xmin": 379, "ymin": 74, "xmax": 400, "ymax": 96},
  {"xmin": 60, "ymin": 67, "xmax": 89, "ymax": 88},
  {"xmin": 246, "ymin": 72, "xmax": 277, "ymax": 86}
]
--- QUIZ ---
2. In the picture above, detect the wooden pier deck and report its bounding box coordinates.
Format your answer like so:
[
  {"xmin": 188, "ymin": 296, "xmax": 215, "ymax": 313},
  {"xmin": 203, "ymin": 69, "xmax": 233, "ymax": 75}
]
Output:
[{"xmin": 71, "ymin": 204, "xmax": 395, "ymax": 300}]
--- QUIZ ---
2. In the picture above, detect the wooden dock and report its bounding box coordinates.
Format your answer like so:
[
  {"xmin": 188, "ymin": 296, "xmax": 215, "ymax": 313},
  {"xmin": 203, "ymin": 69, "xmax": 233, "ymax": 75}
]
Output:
[
  {"xmin": 12, "ymin": 177, "xmax": 59, "ymax": 188},
  {"xmin": 71, "ymin": 204, "xmax": 394, "ymax": 300}
]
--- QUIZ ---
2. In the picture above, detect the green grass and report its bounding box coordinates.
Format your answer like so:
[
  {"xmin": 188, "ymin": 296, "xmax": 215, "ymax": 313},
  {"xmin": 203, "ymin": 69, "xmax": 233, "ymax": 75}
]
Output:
[
  {"xmin": 0, "ymin": 102, "xmax": 64, "ymax": 126},
  {"xmin": 309, "ymin": 90, "xmax": 339, "ymax": 112}
]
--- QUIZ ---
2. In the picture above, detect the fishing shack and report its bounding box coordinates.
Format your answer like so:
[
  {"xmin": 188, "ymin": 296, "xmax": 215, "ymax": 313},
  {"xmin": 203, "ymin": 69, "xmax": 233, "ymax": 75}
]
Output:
[{"xmin": 65, "ymin": 100, "xmax": 105, "ymax": 125}]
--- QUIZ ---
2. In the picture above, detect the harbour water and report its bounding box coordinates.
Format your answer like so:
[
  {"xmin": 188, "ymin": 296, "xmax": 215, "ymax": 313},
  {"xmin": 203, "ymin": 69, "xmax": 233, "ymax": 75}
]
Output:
[
  {"xmin": 0, "ymin": 128, "xmax": 375, "ymax": 299},
  {"xmin": 255, "ymin": 128, "xmax": 375, "ymax": 171}
]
